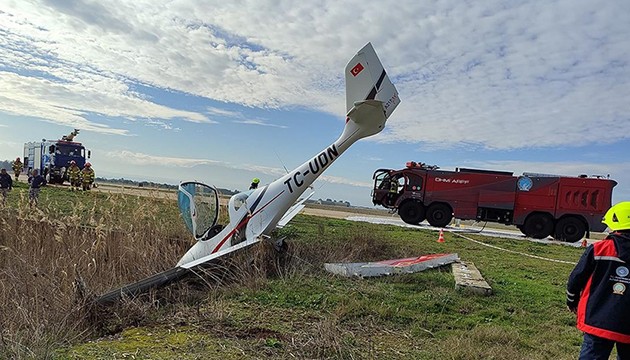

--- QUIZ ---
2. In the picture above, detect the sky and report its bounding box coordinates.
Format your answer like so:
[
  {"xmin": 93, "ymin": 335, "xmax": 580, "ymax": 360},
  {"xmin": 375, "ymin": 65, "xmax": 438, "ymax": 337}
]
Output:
[{"xmin": 0, "ymin": 0, "xmax": 629, "ymax": 207}]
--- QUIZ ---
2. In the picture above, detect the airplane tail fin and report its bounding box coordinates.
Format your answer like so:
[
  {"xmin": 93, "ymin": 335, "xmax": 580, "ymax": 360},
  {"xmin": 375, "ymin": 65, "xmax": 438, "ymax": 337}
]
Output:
[
  {"xmin": 345, "ymin": 43, "xmax": 400, "ymax": 120},
  {"xmin": 342, "ymin": 43, "xmax": 400, "ymax": 141}
]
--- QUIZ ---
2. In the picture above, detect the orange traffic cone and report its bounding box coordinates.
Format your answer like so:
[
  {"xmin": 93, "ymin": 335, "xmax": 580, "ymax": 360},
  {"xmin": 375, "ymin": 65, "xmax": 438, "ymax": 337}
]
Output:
[
  {"xmin": 437, "ymin": 229, "xmax": 445, "ymax": 243},
  {"xmin": 581, "ymin": 238, "xmax": 587, "ymax": 248}
]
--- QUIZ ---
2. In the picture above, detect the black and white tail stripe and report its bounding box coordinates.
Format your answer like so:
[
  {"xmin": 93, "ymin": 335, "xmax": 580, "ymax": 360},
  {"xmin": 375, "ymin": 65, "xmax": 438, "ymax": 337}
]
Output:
[{"xmin": 366, "ymin": 70, "xmax": 387, "ymax": 100}]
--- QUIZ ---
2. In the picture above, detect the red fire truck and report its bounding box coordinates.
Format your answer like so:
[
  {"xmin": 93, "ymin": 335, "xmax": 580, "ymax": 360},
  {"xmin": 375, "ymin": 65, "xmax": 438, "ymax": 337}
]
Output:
[{"xmin": 372, "ymin": 162, "xmax": 617, "ymax": 242}]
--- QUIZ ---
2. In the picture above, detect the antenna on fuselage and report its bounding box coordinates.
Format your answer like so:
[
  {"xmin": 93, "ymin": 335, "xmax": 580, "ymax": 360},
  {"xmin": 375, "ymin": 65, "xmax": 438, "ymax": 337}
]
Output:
[{"xmin": 273, "ymin": 149, "xmax": 290, "ymax": 174}]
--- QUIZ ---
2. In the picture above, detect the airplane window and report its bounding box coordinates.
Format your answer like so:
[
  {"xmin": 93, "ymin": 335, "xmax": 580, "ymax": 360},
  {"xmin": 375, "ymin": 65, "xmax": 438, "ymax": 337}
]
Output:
[
  {"xmin": 229, "ymin": 190, "xmax": 253, "ymax": 212},
  {"xmin": 376, "ymin": 173, "xmax": 389, "ymax": 189}
]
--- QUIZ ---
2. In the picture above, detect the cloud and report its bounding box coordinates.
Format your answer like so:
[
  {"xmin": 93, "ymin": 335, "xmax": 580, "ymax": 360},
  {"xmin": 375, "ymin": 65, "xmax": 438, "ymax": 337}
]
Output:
[
  {"xmin": 205, "ymin": 106, "xmax": 242, "ymax": 118},
  {"xmin": 233, "ymin": 119, "xmax": 287, "ymax": 128},
  {"xmin": 318, "ymin": 174, "xmax": 371, "ymax": 188},
  {"xmin": 0, "ymin": 141, "xmax": 25, "ymax": 164},
  {"xmin": 0, "ymin": 9, "xmax": 213, "ymax": 134},
  {"xmin": 0, "ymin": 68, "xmax": 211, "ymax": 134},
  {"xmin": 205, "ymin": 105, "xmax": 286, "ymax": 128},
  {"xmin": 461, "ymin": 160, "xmax": 621, "ymax": 179},
  {"xmin": 106, "ymin": 150, "xmax": 222, "ymax": 167},
  {"xmin": 371, "ymin": 2, "xmax": 630, "ymax": 150},
  {"xmin": 0, "ymin": 0, "xmax": 628, "ymax": 149},
  {"xmin": 144, "ymin": 119, "xmax": 181, "ymax": 131}
]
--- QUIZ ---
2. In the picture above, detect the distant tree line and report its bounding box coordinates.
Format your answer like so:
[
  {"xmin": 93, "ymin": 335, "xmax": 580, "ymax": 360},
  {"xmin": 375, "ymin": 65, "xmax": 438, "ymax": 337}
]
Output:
[
  {"xmin": 0, "ymin": 160, "xmax": 11, "ymax": 171},
  {"xmin": 96, "ymin": 177, "xmax": 177, "ymax": 189},
  {"xmin": 305, "ymin": 198, "xmax": 352, "ymax": 207}
]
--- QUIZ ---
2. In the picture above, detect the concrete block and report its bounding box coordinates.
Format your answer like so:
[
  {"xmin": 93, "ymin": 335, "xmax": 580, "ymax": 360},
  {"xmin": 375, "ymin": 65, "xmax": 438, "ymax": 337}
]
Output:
[{"xmin": 452, "ymin": 261, "xmax": 492, "ymax": 296}]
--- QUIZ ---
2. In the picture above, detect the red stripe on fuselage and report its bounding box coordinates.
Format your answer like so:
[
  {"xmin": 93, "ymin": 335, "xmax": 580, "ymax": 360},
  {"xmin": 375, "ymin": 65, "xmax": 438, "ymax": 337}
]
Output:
[{"xmin": 211, "ymin": 191, "xmax": 285, "ymax": 254}]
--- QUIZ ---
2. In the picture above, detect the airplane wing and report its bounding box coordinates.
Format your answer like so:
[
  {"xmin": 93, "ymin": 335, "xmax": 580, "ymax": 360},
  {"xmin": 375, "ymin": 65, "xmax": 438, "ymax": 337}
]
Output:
[
  {"xmin": 178, "ymin": 235, "xmax": 262, "ymax": 269},
  {"xmin": 277, "ymin": 190, "xmax": 314, "ymax": 228}
]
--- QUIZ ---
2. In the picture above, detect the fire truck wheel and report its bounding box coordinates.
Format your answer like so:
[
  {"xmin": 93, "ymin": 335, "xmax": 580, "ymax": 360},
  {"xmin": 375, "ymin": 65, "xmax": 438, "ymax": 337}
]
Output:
[
  {"xmin": 426, "ymin": 203, "xmax": 453, "ymax": 228},
  {"xmin": 522, "ymin": 213, "xmax": 554, "ymax": 239},
  {"xmin": 554, "ymin": 217, "xmax": 586, "ymax": 242},
  {"xmin": 399, "ymin": 201, "xmax": 425, "ymax": 224}
]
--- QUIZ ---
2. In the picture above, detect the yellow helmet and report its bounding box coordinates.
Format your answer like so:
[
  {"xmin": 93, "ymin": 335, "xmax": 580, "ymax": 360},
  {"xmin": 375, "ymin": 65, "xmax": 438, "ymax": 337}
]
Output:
[
  {"xmin": 252, "ymin": 178, "xmax": 260, "ymax": 184},
  {"xmin": 602, "ymin": 202, "xmax": 630, "ymax": 231}
]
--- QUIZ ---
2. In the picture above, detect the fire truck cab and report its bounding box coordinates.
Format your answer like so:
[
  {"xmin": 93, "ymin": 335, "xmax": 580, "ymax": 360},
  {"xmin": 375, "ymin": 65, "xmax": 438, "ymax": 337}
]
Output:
[{"xmin": 372, "ymin": 162, "xmax": 617, "ymax": 242}]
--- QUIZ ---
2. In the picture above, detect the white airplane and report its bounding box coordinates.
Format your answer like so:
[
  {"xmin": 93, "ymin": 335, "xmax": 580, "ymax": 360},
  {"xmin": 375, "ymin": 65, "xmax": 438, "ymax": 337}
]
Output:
[{"xmin": 97, "ymin": 42, "xmax": 400, "ymax": 304}]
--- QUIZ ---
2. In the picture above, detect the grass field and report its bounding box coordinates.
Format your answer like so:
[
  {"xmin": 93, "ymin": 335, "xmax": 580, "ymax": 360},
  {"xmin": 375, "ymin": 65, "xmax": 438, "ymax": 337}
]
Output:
[{"xmin": 0, "ymin": 183, "xmax": 589, "ymax": 359}]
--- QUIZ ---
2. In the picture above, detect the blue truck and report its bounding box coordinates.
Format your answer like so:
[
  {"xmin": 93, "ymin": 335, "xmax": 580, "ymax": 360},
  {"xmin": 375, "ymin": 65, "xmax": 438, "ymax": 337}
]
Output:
[{"xmin": 23, "ymin": 129, "xmax": 91, "ymax": 184}]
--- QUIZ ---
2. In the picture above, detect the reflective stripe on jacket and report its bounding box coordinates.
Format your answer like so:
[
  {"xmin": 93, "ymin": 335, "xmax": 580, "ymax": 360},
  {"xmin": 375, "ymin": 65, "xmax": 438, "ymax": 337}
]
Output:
[
  {"xmin": 81, "ymin": 168, "xmax": 94, "ymax": 183},
  {"xmin": 68, "ymin": 166, "xmax": 81, "ymax": 180}
]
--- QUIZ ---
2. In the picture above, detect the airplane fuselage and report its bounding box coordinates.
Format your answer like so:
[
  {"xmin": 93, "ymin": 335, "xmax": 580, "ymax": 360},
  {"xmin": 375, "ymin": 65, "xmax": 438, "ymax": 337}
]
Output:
[{"xmin": 177, "ymin": 42, "xmax": 399, "ymax": 269}]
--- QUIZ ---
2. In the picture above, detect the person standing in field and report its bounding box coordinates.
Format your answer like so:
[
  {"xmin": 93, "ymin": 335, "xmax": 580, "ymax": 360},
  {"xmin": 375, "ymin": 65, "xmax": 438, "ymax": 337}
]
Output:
[
  {"xmin": 386, "ymin": 172, "xmax": 400, "ymax": 206},
  {"xmin": 567, "ymin": 201, "xmax": 630, "ymax": 359},
  {"xmin": 67, "ymin": 160, "xmax": 81, "ymax": 191},
  {"xmin": 28, "ymin": 169, "xmax": 46, "ymax": 207},
  {"xmin": 12, "ymin": 157, "xmax": 23, "ymax": 181},
  {"xmin": 249, "ymin": 177, "xmax": 260, "ymax": 190},
  {"xmin": 80, "ymin": 162, "xmax": 95, "ymax": 191},
  {"xmin": 0, "ymin": 168, "xmax": 12, "ymax": 206}
]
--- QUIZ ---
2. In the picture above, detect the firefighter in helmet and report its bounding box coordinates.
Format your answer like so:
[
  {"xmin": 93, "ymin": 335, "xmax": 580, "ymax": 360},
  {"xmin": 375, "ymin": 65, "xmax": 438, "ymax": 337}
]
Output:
[
  {"xmin": 249, "ymin": 178, "xmax": 260, "ymax": 190},
  {"xmin": 389, "ymin": 176, "xmax": 399, "ymax": 194},
  {"xmin": 68, "ymin": 160, "xmax": 81, "ymax": 191},
  {"xmin": 80, "ymin": 162, "xmax": 95, "ymax": 191},
  {"xmin": 567, "ymin": 202, "xmax": 630, "ymax": 358},
  {"xmin": 385, "ymin": 172, "xmax": 400, "ymax": 206},
  {"xmin": 12, "ymin": 157, "xmax": 23, "ymax": 181}
]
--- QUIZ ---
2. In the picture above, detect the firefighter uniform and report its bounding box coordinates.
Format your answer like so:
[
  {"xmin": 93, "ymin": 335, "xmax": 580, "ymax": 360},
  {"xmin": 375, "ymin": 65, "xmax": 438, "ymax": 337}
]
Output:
[
  {"xmin": 68, "ymin": 163, "xmax": 81, "ymax": 190},
  {"xmin": 12, "ymin": 158, "xmax": 23, "ymax": 181},
  {"xmin": 386, "ymin": 176, "xmax": 399, "ymax": 206},
  {"xmin": 567, "ymin": 202, "xmax": 630, "ymax": 359},
  {"xmin": 81, "ymin": 164, "xmax": 95, "ymax": 191},
  {"xmin": 389, "ymin": 178, "xmax": 398, "ymax": 193}
]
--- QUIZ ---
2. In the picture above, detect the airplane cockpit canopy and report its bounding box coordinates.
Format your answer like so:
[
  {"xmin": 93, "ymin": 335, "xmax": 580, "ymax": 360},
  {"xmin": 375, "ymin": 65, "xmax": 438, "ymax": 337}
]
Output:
[{"xmin": 177, "ymin": 182, "xmax": 219, "ymax": 241}]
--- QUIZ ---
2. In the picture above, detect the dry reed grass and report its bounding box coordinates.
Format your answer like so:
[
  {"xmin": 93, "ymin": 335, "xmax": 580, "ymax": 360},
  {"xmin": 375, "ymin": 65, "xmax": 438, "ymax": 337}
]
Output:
[
  {"xmin": 0, "ymin": 190, "xmax": 190, "ymax": 359},
  {"xmin": 0, "ymin": 186, "xmax": 396, "ymax": 359}
]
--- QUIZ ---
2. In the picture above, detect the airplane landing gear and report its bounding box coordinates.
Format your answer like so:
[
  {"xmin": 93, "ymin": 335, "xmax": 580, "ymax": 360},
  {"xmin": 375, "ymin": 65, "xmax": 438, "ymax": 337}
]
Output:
[{"xmin": 269, "ymin": 236, "xmax": 289, "ymax": 253}]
